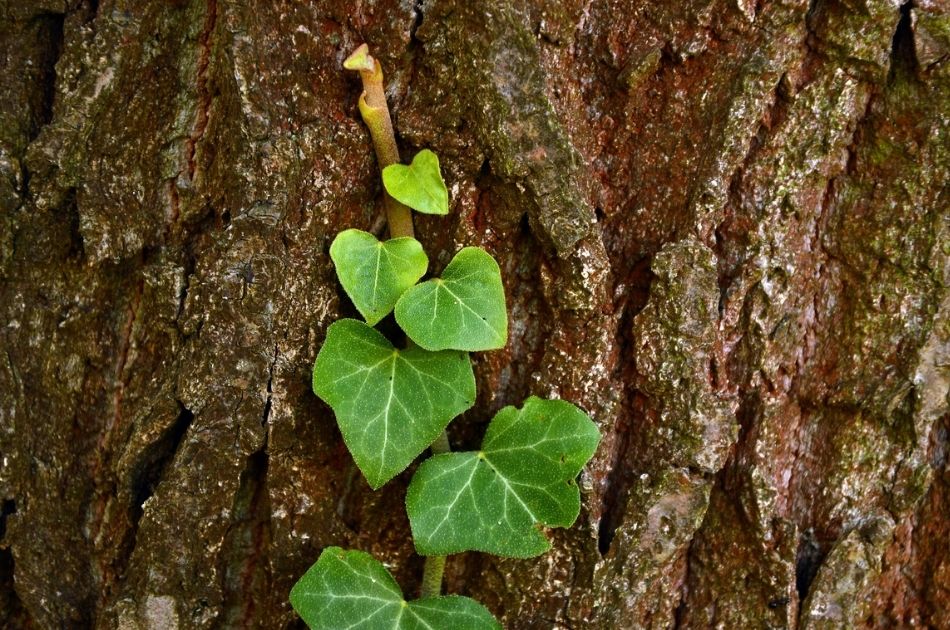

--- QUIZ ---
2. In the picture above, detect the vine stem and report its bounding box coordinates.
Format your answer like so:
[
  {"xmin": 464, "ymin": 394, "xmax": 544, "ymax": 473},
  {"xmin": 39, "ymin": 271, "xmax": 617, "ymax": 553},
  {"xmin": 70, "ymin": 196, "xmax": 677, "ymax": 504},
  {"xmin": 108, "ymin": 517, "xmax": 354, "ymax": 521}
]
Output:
[
  {"xmin": 420, "ymin": 554, "xmax": 447, "ymax": 599},
  {"xmin": 344, "ymin": 44, "xmax": 414, "ymax": 239},
  {"xmin": 420, "ymin": 430, "xmax": 451, "ymax": 598},
  {"xmin": 429, "ymin": 430, "xmax": 451, "ymax": 456},
  {"xmin": 345, "ymin": 43, "xmax": 449, "ymax": 600}
]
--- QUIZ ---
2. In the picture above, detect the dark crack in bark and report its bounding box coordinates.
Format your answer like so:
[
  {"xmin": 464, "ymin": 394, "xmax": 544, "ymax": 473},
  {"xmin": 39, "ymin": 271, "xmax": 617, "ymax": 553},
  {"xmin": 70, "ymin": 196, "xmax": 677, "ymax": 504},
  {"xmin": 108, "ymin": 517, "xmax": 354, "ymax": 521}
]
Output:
[
  {"xmin": 120, "ymin": 401, "xmax": 195, "ymax": 572},
  {"xmin": 219, "ymin": 449, "xmax": 272, "ymax": 629},
  {"xmin": 186, "ymin": 0, "xmax": 219, "ymax": 183},
  {"xmin": 31, "ymin": 10, "xmax": 65, "ymax": 139},
  {"xmin": 596, "ymin": 257, "xmax": 654, "ymax": 556}
]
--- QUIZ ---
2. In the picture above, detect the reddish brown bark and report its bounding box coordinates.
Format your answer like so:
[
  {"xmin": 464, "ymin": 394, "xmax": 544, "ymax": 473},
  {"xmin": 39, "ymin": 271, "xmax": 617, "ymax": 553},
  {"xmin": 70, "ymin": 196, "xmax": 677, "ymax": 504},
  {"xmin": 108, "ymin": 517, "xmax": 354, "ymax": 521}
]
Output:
[{"xmin": 0, "ymin": 0, "xmax": 947, "ymax": 628}]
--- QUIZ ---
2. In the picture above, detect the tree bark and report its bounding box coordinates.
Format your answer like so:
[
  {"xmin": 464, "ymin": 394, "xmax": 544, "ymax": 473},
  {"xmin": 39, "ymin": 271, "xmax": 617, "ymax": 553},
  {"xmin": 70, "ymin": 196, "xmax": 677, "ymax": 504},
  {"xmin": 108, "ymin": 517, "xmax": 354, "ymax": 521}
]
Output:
[{"xmin": 1, "ymin": 0, "xmax": 947, "ymax": 628}]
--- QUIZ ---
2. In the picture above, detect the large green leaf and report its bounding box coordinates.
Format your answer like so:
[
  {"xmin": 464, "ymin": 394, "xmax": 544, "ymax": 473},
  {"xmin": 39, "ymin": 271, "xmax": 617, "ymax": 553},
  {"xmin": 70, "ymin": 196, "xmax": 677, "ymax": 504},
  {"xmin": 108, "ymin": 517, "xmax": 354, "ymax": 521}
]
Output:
[
  {"xmin": 330, "ymin": 229, "xmax": 428, "ymax": 326},
  {"xmin": 395, "ymin": 247, "xmax": 507, "ymax": 351},
  {"xmin": 406, "ymin": 397, "xmax": 601, "ymax": 557},
  {"xmin": 290, "ymin": 547, "xmax": 501, "ymax": 630},
  {"xmin": 381, "ymin": 149, "xmax": 449, "ymax": 215},
  {"xmin": 313, "ymin": 319, "xmax": 476, "ymax": 489}
]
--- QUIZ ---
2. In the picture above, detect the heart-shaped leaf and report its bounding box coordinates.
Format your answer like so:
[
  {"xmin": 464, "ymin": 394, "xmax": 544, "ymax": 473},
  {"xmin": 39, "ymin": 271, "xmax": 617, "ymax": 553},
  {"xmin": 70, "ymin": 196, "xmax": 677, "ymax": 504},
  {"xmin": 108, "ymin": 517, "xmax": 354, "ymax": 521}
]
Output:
[
  {"xmin": 291, "ymin": 547, "xmax": 501, "ymax": 630},
  {"xmin": 330, "ymin": 229, "xmax": 428, "ymax": 326},
  {"xmin": 395, "ymin": 247, "xmax": 507, "ymax": 351},
  {"xmin": 382, "ymin": 149, "xmax": 449, "ymax": 215},
  {"xmin": 313, "ymin": 319, "xmax": 476, "ymax": 489},
  {"xmin": 406, "ymin": 396, "xmax": 600, "ymax": 557}
]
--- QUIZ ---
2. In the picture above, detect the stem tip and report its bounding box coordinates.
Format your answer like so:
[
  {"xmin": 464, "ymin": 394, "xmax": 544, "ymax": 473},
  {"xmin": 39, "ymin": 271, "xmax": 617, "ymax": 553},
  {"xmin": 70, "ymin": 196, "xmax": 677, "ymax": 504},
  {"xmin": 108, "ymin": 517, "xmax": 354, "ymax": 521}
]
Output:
[{"xmin": 344, "ymin": 44, "xmax": 374, "ymax": 72}]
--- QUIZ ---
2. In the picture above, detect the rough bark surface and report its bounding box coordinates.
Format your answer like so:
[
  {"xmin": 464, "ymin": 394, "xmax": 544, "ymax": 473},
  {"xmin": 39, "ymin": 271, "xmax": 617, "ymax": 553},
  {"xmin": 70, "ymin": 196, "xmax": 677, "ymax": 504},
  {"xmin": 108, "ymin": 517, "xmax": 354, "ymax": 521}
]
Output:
[{"xmin": 1, "ymin": 0, "xmax": 947, "ymax": 628}]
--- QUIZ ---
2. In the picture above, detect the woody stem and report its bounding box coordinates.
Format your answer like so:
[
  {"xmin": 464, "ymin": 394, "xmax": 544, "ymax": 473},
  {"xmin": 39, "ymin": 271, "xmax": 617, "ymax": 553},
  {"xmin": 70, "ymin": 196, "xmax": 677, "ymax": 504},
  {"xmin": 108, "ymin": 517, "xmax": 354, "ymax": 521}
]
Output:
[
  {"xmin": 346, "ymin": 46, "xmax": 414, "ymax": 239},
  {"xmin": 346, "ymin": 44, "xmax": 448, "ymax": 599}
]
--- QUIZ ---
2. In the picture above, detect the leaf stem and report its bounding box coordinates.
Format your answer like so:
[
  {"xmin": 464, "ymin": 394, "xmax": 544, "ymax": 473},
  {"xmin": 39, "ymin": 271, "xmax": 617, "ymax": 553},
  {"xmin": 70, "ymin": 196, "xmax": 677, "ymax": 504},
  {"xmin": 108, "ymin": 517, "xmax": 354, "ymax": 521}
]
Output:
[
  {"xmin": 420, "ymin": 554, "xmax": 447, "ymax": 599},
  {"xmin": 429, "ymin": 430, "xmax": 451, "ymax": 455},
  {"xmin": 347, "ymin": 43, "xmax": 448, "ymax": 600},
  {"xmin": 420, "ymin": 429, "xmax": 451, "ymax": 597},
  {"xmin": 344, "ymin": 44, "xmax": 415, "ymax": 239}
]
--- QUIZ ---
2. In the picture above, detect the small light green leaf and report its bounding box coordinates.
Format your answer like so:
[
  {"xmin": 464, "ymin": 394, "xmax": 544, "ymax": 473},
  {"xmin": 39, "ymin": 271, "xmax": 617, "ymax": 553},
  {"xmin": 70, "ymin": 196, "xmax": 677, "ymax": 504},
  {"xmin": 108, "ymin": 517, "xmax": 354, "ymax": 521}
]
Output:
[
  {"xmin": 330, "ymin": 229, "xmax": 428, "ymax": 326},
  {"xmin": 382, "ymin": 149, "xmax": 449, "ymax": 215},
  {"xmin": 395, "ymin": 247, "xmax": 508, "ymax": 351},
  {"xmin": 406, "ymin": 396, "xmax": 601, "ymax": 558},
  {"xmin": 313, "ymin": 319, "xmax": 476, "ymax": 489},
  {"xmin": 290, "ymin": 547, "xmax": 502, "ymax": 630}
]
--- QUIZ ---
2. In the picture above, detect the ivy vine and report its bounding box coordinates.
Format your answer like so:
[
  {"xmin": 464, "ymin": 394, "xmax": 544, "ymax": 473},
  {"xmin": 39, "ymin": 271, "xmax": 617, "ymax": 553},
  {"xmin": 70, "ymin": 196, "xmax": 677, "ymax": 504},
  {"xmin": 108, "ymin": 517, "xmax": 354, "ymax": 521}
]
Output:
[{"xmin": 289, "ymin": 44, "xmax": 601, "ymax": 629}]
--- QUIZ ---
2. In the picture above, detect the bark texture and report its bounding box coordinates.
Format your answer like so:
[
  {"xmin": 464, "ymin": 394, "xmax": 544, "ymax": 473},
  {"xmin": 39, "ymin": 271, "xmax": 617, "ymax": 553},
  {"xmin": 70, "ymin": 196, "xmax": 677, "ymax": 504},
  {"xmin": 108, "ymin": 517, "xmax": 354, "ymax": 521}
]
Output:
[{"xmin": 1, "ymin": 0, "xmax": 948, "ymax": 628}]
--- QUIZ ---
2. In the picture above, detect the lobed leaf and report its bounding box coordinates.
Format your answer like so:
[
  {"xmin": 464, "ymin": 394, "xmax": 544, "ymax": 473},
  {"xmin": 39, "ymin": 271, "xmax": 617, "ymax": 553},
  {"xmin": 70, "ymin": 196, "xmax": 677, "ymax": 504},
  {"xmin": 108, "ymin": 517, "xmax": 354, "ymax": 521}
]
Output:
[
  {"xmin": 395, "ymin": 247, "xmax": 507, "ymax": 352},
  {"xmin": 406, "ymin": 397, "xmax": 601, "ymax": 558},
  {"xmin": 382, "ymin": 149, "xmax": 449, "ymax": 215},
  {"xmin": 330, "ymin": 229, "xmax": 428, "ymax": 326},
  {"xmin": 290, "ymin": 547, "xmax": 501, "ymax": 630},
  {"xmin": 313, "ymin": 319, "xmax": 476, "ymax": 489}
]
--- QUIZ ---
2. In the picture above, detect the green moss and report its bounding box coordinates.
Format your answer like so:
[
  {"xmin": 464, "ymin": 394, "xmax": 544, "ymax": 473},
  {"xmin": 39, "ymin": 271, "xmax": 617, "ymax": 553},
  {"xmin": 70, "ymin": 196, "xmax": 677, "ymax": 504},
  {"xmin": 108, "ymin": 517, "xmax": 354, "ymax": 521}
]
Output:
[
  {"xmin": 632, "ymin": 238, "xmax": 735, "ymax": 472},
  {"xmin": 621, "ymin": 48, "xmax": 662, "ymax": 91},
  {"xmin": 808, "ymin": 0, "xmax": 900, "ymax": 81}
]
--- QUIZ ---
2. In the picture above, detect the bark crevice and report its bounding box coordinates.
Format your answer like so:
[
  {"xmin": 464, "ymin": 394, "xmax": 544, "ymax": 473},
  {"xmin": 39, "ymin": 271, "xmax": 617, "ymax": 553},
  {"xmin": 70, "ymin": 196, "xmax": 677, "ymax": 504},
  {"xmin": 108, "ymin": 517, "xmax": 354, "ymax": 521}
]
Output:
[
  {"xmin": 186, "ymin": 0, "xmax": 219, "ymax": 184},
  {"xmin": 30, "ymin": 10, "xmax": 64, "ymax": 139}
]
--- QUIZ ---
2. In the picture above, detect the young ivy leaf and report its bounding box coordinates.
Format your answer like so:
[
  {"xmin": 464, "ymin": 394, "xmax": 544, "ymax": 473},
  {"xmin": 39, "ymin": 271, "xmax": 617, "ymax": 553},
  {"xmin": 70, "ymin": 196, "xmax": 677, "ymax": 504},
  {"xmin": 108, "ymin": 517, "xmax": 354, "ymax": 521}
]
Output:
[
  {"xmin": 406, "ymin": 396, "xmax": 600, "ymax": 558},
  {"xmin": 290, "ymin": 547, "xmax": 501, "ymax": 630},
  {"xmin": 395, "ymin": 247, "xmax": 507, "ymax": 352},
  {"xmin": 330, "ymin": 229, "xmax": 428, "ymax": 326},
  {"xmin": 313, "ymin": 319, "xmax": 476, "ymax": 489},
  {"xmin": 382, "ymin": 149, "xmax": 449, "ymax": 215}
]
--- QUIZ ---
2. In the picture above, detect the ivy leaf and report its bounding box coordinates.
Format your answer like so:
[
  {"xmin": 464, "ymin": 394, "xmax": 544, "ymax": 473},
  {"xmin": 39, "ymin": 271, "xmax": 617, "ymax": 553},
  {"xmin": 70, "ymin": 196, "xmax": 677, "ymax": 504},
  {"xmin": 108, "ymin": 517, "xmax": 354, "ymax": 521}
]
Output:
[
  {"xmin": 330, "ymin": 229, "xmax": 428, "ymax": 326},
  {"xmin": 395, "ymin": 247, "xmax": 508, "ymax": 351},
  {"xmin": 313, "ymin": 319, "xmax": 476, "ymax": 489},
  {"xmin": 382, "ymin": 149, "xmax": 449, "ymax": 216},
  {"xmin": 291, "ymin": 547, "xmax": 501, "ymax": 630},
  {"xmin": 406, "ymin": 396, "xmax": 601, "ymax": 558}
]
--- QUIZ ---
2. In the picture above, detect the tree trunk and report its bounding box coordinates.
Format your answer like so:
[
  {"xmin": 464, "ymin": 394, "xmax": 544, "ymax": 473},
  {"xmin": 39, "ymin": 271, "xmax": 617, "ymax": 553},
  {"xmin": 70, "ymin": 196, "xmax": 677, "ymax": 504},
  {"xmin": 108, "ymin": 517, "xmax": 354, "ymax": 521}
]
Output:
[{"xmin": 1, "ymin": 0, "xmax": 947, "ymax": 628}]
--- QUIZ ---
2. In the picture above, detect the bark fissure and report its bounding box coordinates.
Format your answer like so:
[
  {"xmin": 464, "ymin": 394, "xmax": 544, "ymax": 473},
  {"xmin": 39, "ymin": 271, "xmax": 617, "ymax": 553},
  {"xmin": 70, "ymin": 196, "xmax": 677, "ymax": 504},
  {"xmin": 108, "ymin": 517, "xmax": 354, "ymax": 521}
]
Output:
[
  {"xmin": 0, "ymin": 539, "xmax": 31, "ymax": 629},
  {"xmin": 889, "ymin": 2, "xmax": 919, "ymax": 83},
  {"xmin": 219, "ymin": 448, "xmax": 271, "ymax": 629},
  {"xmin": 794, "ymin": 529, "xmax": 824, "ymax": 601},
  {"xmin": 31, "ymin": 11, "xmax": 65, "ymax": 139},
  {"xmin": 130, "ymin": 403, "xmax": 195, "ymax": 517},
  {"xmin": 220, "ymin": 344, "xmax": 275, "ymax": 628},
  {"xmin": 122, "ymin": 401, "xmax": 195, "ymax": 577},
  {"xmin": 596, "ymin": 257, "xmax": 654, "ymax": 556},
  {"xmin": 186, "ymin": 0, "xmax": 219, "ymax": 183}
]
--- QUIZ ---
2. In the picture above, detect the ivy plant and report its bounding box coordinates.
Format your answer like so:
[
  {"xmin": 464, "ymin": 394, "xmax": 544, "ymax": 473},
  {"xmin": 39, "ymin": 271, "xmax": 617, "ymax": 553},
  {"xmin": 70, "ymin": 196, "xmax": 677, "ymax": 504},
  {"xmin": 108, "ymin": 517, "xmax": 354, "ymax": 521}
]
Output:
[
  {"xmin": 395, "ymin": 247, "xmax": 508, "ymax": 352},
  {"xmin": 291, "ymin": 548, "xmax": 498, "ymax": 630},
  {"xmin": 312, "ymin": 319, "xmax": 475, "ymax": 490},
  {"xmin": 382, "ymin": 149, "xmax": 449, "ymax": 216},
  {"xmin": 290, "ymin": 44, "xmax": 601, "ymax": 629},
  {"xmin": 406, "ymin": 396, "xmax": 600, "ymax": 558},
  {"xmin": 329, "ymin": 230, "xmax": 428, "ymax": 326}
]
